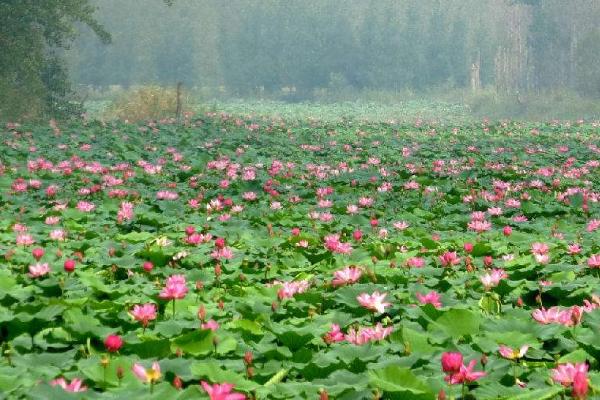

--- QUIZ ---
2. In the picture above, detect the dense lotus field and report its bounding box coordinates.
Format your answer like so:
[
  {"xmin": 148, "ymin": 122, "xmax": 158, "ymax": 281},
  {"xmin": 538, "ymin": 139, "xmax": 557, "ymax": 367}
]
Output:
[{"xmin": 1, "ymin": 116, "xmax": 600, "ymax": 400}]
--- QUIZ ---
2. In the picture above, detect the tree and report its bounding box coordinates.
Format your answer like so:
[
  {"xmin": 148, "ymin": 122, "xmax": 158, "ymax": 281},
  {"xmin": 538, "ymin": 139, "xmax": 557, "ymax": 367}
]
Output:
[
  {"xmin": 0, "ymin": 0, "xmax": 111, "ymax": 119},
  {"xmin": 575, "ymin": 29, "xmax": 600, "ymax": 97}
]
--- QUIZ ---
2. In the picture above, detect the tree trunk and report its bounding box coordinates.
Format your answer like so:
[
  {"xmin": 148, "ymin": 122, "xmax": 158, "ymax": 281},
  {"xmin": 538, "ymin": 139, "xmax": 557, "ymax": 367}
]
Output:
[{"xmin": 470, "ymin": 51, "xmax": 481, "ymax": 92}]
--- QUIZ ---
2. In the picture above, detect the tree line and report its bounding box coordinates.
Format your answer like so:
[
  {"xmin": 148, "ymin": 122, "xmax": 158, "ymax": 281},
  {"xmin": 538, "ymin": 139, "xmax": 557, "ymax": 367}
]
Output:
[
  {"xmin": 1, "ymin": 0, "xmax": 600, "ymax": 120},
  {"xmin": 67, "ymin": 0, "xmax": 600, "ymax": 98}
]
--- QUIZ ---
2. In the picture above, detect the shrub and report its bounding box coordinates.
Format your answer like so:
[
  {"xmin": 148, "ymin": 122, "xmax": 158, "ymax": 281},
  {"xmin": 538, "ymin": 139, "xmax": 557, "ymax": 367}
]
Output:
[{"xmin": 105, "ymin": 85, "xmax": 191, "ymax": 122}]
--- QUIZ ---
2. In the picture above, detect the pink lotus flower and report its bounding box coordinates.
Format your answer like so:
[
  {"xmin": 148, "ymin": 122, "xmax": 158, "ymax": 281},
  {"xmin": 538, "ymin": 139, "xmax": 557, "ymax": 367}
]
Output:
[
  {"xmin": 364, "ymin": 323, "xmax": 393, "ymax": 341},
  {"xmin": 201, "ymin": 381, "xmax": 246, "ymax": 400},
  {"xmin": 76, "ymin": 201, "xmax": 95, "ymax": 212},
  {"xmin": 487, "ymin": 207, "xmax": 503, "ymax": 216},
  {"xmin": 201, "ymin": 319, "xmax": 220, "ymax": 331},
  {"xmin": 404, "ymin": 181, "xmax": 420, "ymax": 190},
  {"xmin": 416, "ymin": 291, "xmax": 442, "ymax": 308},
  {"xmin": 406, "ymin": 257, "xmax": 425, "ymax": 268},
  {"xmin": 296, "ymin": 240, "xmax": 309, "ymax": 248},
  {"xmin": 309, "ymin": 211, "xmax": 320, "ymax": 220},
  {"xmin": 32, "ymin": 247, "xmax": 44, "ymax": 260},
  {"xmin": 117, "ymin": 201, "xmax": 134, "ymax": 223},
  {"xmin": 332, "ymin": 266, "xmax": 362, "ymax": 287},
  {"xmin": 242, "ymin": 192, "xmax": 257, "ymax": 201},
  {"xmin": 276, "ymin": 280, "xmax": 310, "ymax": 300},
  {"xmin": 531, "ymin": 242, "xmax": 549, "ymax": 255},
  {"xmin": 587, "ymin": 219, "xmax": 600, "ymax": 232},
  {"xmin": 465, "ymin": 240, "xmax": 478, "ymax": 252},
  {"xmin": 12, "ymin": 223, "xmax": 27, "ymax": 233},
  {"xmin": 505, "ymin": 198, "xmax": 521, "ymax": 208},
  {"xmin": 582, "ymin": 296, "xmax": 600, "ymax": 312},
  {"xmin": 28, "ymin": 263, "xmax": 50, "ymax": 278},
  {"xmin": 358, "ymin": 197, "xmax": 374, "ymax": 207},
  {"xmin": 512, "ymin": 215, "xmax": 528, "ymax": 222},
  {"xmin": 50, "ymin": 377, "xmax": 87, "ymax": 392},
  {"xmin": 587, "ymin": 254, "xmax": 600, "ymax": 268},
  {"xmin": 186, "ymin": 233, "xmax": 204, "ymax": 245},
  {"xmin": 200, "ymin": 233, "xmax": 214, "ymax": 244},
  {"xmin": 498, "ymin": 345, "xmax": 528, "ymax": 360},
  {"xmin": 156, "ymin": 190, "xmax": 178, "ymax": 200},
  {"xmin": 159, "ymin": 275, "xmax": 188, "ymax": 300},
  {"xmin": 345, "ymin": 323, "xmax": 393, "ymax": 345},
  {"xmin": 483, "ymin": 255, "xmax": 493, "ymax": 267},
  {"xmin": 11, "ymin": 178, "xmax": 28, "ymax": 192},
  {"xmin": 468, "ymin": 220, "xmax": 492, "ymax": 233},
  {"xmin": 64, "ymin": 259, "xmax": 76, "ymax": 273},
  {"xmin": 441, "ymin": 352, "xmax": 463, "ymax": 373},
  {"xmin": 211, "ymin": 247, "xmax": 234, "ymax": 260},
  {"xmin": 393, "ymin": 221, "xmax": 410, "ymax": 230},
  {"xmin": 551, "ymin": 363, "xmax": 588, "ymax": 387},
  {"xmin": 104, "ymin": 334, "xmax": 123, "ymax": 353},
  {"xmin": 317, "ymin": 199, "xmax": 333, "ymax": 208},
  {"xmin": 568, "ymin": 244, "xmax": 582, "ymax": 255},
  {"xmin": 532, "ymin": 306, "xmax": 566, "ymax": 325},
  {"xmin": 49, "ymin": 229, "xmax": 67, "ymax": 241},
  {"xmin": 324, "ymin": 324, "xmax": 345, "ymax": 344},
  {"xmin": 470, "ymin": 211, "xmax": 486, "ymax": 221},
  {"xmin": 444, "ymin": 359, "xmax": 486, "ymax": 385},
  {"xmin": 131, "ymin": 303, "xmax": 157, "ymax": 327},
  {"xmin": 346, "ymin": 204, "xmax": 359, "ymax": 214},
  {"xmin": 573, "ymin": 370, "xmax": 589, "ymax": 399},
  {"xmin": 552, "ymin": 232, "xmax": 564, "ymax": 240},
  {"xmin": 439, "ymin": 251, "xmax": 460, "ymax": 267},
  {"xmin": 132, "ymin": 362, "xmax": 161, "ymax": 384},
  {"xmin": 45, "ymin": 216, "xmax": 60, "ymax": 225},
  {"xmin": 357, "ymin": 291, "xmax": 391, "ymax": 314},
  {"xmin": 318, "ymin": 212, "xmax": 333, "ymax": 223},
  {"xmin": 16, "ymin": 233, "xmax": 35, "ymax": 246},
  {"xmin": 324, "ymin": 234, "xmax": 352, "ymax": 254},
  {"xmin": 502, "ymin": 254, "xmax": 515, "ymax": 262},
  {"xmin": 532, "ymin": 306, "xmax": 585, "ymax": 326},
  {"xmin": 242, "ymin": 168, "xmax": 256, "ymax": 181},
  {"xmin": 480, "ymin": 269, "xmax": 507, "ymax": 290},
  {"xmin": 570, "ymin": 306, "xmax": 585, "ymax": 326}
]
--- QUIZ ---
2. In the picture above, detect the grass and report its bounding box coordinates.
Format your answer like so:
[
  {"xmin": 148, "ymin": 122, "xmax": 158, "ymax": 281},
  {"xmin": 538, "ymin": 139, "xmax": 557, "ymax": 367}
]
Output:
[{"xmin": 80, "ymin": 85, "xmax": 600, "ymax": 124}]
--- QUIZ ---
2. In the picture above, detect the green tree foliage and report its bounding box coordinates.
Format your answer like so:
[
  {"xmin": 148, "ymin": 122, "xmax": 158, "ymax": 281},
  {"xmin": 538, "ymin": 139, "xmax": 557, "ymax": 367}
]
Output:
[
  {"xmin": 575, "ymin": 29, "xmax": 600, "ymax": 97},
  {"xmin": 68, "ymin": 0, "xmax": 483, "ymax": 97},
  {"xmin": 0, "ymin": 0, "xmax": 174, "ymax": 120},
  {"xmin": 0, "ymin": 0, "xmax": 111, "ymax": 119},
  {"xmin": 4, "ymin": 0, "xmax": 600, "ymax": 121},
  {"xmin": 65, "ymin": 0, "xmax": 600, "ymax": 99}
]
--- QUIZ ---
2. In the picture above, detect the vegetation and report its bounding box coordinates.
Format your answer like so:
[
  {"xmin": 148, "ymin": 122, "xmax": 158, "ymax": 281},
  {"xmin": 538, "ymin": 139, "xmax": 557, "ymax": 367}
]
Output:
[
  {"xmin": 3, "ymin": 2, "xmax": 600, "ymax": 399},
  {"xmin": 1, "ymin": 115, "xmax": 600, "ymax": 398},
  {"xmin": 106, "ymin": 86, "xmax": 192, "ymax": 122},
  {"xmin": 67, "ymin": 1, "xmax": 600, "ymax": 100},
  {"xmin": 81, "ymin": 87, "xmax": 600, "ymax": 124},
  {"xmin": 0, "ymin": 0, "xmax": 110, "ymax": 120}
]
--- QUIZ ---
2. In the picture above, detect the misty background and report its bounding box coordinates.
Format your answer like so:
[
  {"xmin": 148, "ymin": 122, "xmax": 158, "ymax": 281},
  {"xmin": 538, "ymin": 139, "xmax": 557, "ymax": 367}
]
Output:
[{"xmin": 2, "ymin": 0, "xmax": 600, "ymax": 121}]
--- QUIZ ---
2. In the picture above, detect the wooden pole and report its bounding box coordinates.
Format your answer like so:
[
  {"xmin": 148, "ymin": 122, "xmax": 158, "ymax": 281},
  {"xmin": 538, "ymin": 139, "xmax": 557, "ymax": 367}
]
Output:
[{"xmin": 175, "ymin": 82, "xmax": 183, "ymax": 123}]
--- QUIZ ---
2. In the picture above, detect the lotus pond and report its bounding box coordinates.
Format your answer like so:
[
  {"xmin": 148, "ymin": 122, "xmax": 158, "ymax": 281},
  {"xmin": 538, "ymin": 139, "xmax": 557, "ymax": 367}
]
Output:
[{"xmin": 0, "ymin": 116, "xmax": 599, "ymax": 399}]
